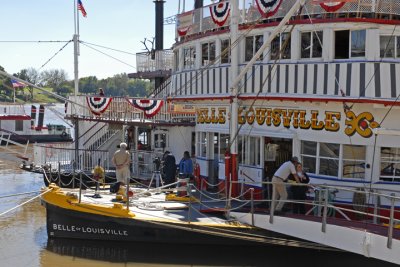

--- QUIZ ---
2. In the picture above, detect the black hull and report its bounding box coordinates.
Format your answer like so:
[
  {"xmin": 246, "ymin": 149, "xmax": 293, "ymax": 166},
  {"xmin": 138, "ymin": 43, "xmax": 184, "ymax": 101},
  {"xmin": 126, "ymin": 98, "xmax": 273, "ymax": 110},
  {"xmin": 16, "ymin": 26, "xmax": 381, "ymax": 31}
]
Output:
[
  {"xmin": 44, "ymin": 201, "xmax": 267, "ymax": 245},
  {"xmin": 5, "ymin": 134, "xmax": 72, "ymax": 144}
]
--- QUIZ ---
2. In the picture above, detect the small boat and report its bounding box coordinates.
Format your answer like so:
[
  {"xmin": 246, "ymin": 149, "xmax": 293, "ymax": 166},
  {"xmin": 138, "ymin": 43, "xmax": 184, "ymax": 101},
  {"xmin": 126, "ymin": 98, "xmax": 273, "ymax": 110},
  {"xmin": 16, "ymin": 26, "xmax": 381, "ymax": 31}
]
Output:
[
  {"xmin": 40, "ymin": 183, "xmax": 326, "ymax": 247},
  {"xmin": 0, "ymin": 103, "xmax": 73, "ymax": 144}
]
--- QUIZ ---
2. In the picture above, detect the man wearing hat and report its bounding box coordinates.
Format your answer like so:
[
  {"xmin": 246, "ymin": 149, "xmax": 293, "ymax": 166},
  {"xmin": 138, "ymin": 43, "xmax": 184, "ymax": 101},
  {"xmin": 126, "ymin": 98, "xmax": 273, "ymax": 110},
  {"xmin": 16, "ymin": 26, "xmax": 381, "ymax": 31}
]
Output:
[
  {"xmin": 272, "ymin": 156, "xmax": 300, "ymax": 213},
  {"xmin": 112, "ymin": 142, "xmax": 131, "ymax": 185}
]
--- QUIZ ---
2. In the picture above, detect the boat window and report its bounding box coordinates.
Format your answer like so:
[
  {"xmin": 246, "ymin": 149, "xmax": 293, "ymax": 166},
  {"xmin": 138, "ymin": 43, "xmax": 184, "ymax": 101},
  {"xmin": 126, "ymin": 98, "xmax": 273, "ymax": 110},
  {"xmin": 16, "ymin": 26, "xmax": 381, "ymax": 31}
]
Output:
[
  {"xmin": 174, "ymin": 50, "xmax": 179, "ymax": 71},
  {"xmin": 342, "ymin": 145, "xmax": 366, "ymax": 179},
  {"xmin": 221, "ymin": 39, "xmax": 231, "ymax": 64},
  {"xmin": 198, "ymin": 132, "xmax": 207, "ymax": 158},
  {"xmin": 335, "ymin": 30, "xmax": 366, "ymax": 59},
  {"xmin": 350, "ymin": 30, "xmax": 366, "ymax": 58},
  {"xmin": 380, "ymin": 35, "xmax": 400, "ymax": 58},
  {"xmin": 301, "ymin": 31, "xmax": 323, "ymax": 59},
  {"xmin": 237, "ymin": 135, "xmax": 260, "ymax": 166},
  {"xmin": 245, "ymin": 35, "xmax": 264, "ymax": 61},
  {"xmin": 202, "ymin": 41, "xmax": 216, "ymax": 66},
  {"xmin": 271, "ymin": 33, "xmax": 291, "ymax": 60},
  {"xmin": 301, "ymin": 141, "xmax": 317, "ymax": 174},
  {"xmin": 380, "ymin": 147, "xmax": 400, "ymax": 182},
  {"xmin": 15, "ymin": 120, "xmax": 23, "ymax": 132},
  {"xmin": 319, "ymin": 143, "xmax": 339, "ymax": 177},
  {"xmin": 218, "ymin": 134, "xmax": 230, "ymax": 161},
  {"xmin": 183, "ymin": 46, "xmax": 196, "ymax": 69}
]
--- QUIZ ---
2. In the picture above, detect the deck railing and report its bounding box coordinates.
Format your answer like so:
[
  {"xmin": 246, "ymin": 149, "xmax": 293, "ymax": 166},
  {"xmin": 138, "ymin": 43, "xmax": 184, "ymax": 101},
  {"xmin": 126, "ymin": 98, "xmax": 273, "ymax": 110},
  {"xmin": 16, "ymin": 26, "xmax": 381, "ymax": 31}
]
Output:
[
  {"xmin": 178, "ymin": 0, "xmax": 400, "ymax": 39},
  {"xmin": 136, "ymin": 50, "xmax": 174, "ymax": 73},
  {"xmin": 67, "ymin": 96, "xmax": 196, "ymax": 125}
]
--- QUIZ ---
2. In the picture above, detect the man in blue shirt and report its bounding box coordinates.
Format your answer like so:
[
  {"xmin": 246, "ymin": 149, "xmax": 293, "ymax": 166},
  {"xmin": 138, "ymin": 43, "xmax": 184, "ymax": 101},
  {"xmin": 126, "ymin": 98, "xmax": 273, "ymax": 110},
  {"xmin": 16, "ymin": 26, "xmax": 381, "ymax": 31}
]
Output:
[{"xmin": 179, "ymin": 151, "xmax": 193, "ymax": 179}]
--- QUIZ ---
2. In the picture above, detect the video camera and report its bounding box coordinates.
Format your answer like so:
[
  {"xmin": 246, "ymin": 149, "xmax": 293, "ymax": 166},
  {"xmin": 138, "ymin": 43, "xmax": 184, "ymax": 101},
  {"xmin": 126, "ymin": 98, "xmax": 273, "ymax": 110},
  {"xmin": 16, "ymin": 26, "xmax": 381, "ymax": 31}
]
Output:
[{"xmin": 153, "ymin": 157, "xmax": 161, "ymax": 171}]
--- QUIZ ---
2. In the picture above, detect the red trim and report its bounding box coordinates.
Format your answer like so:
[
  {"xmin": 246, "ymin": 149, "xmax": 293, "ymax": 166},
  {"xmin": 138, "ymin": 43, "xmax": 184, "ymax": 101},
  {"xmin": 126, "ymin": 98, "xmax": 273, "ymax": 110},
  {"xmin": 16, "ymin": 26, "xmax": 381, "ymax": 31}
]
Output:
[
  {"xmin": 320, "ymin": 2, "xmax": 346, "ymax": 12},
  {"xmin": 231, "ymin": 153, "xmax": 239, "ymax": 198},
  {"xmin": 0, "ymin": 115, "xmax": 31, "ymax": 120}
]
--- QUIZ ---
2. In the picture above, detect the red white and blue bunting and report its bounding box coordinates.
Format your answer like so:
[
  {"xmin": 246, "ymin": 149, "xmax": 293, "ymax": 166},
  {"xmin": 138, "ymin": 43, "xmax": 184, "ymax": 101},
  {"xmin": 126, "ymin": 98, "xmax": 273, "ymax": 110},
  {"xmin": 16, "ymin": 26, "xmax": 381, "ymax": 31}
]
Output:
[
  {"xmin": 127, "ymin": 98, "xmax": 164, "ymax": 118},
  {"xmin": 86, "ymin": 97, "xmax": 113, "ymax": 116},
  {"xmin": 210, "ymin": 1, "xmax": 230, "ymax": 27},
  {"xmin": 319, "ymin": 1, "xmax": 346, "ymax": 12},
  {"xmin": 255, "ymin": 0, "xmax": 282, "ymax": 18}
]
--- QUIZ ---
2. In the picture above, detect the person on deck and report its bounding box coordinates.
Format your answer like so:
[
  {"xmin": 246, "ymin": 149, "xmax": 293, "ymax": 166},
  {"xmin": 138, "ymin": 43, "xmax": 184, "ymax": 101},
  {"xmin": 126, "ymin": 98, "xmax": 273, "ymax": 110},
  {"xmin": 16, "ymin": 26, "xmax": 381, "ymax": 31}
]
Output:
[
  {"xmin": 162, "ymin": 151, "xmax": 177, "ymax": 186},
  {"xmin": 272, "ymin": 157, "xmax": 300, "ymax": 214},
  {"xmin": 112, "ymin": 142, "xmax": 131, "ymax": 186},
  {"xmin": 179, "ymin": 151, "xmax": 193, "ymax": 179},
  {"xmin": 98, "ymin": 88, "xmax": 105, "ymax": 96},
  {"xmin": 290, "ymin": 162, "xmax": 310, "ymax": 214}
]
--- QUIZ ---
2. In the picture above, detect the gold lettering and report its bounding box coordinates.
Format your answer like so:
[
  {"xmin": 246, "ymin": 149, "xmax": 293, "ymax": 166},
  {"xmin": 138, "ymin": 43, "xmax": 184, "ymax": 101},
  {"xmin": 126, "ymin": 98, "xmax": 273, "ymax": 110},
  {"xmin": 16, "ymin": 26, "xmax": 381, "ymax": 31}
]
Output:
[
  {"xmin": 272, "ymin": 109, "xmax": 282, "ymax": 127},
  {"xmin": 266, "ymin": 109, "xmax": 272, "ymax": 126},
  {"xmin": 311, "ymin": 110, "xmax": 324, "ymax": 130},
  {"xmin": 246, "ymin": 107, "xmax": 255, "ymax": 125},
  {"xmin": 255, "ymin": 108, "xmax": 267, "ymax": 125},
  {"xmin": 282, "ymin": 110, "xmax": 294, "ymax": 128},
  {"xmin": 292, "ymin": 110, "xmax": 299, "ymax": 128},
  {"xmin": 238, "ymin": 107, "xmax": 246, "ymax": 124},
  {"xmin": 325, "ymin": 112, "xmax": 341, "ymax": 132},
  {"xmin": 299, "ymin": 110, "xmax": 311, "ymax": 129},
  {"xmin": 218, "ymin": 108, "xmax": 226, "ymax": 124}
]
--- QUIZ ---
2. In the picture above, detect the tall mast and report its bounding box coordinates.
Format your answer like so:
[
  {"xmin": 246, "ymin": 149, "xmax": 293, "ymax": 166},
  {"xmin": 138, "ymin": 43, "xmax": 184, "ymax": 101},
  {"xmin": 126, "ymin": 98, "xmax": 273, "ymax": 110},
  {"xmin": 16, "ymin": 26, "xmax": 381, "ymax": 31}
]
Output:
[
  {"xmin": 73, "ymin": 0, "xmax": 80, "ymax": 96},
  {"xmin": 229, "ymin": 0, "xmax": 239, "ymax": 197}
]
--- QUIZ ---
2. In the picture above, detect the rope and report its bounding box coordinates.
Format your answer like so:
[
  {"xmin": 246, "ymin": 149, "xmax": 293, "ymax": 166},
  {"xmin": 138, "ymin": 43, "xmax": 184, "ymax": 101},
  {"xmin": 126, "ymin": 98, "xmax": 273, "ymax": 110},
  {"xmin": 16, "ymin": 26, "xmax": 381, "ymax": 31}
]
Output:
[
  {"xmin": 0, "ymin": 191, "xmax": 43, "ymax": 199},
  {"xmin": 0, "ymin": 188, "xmax": 51, "ymax": 217}
]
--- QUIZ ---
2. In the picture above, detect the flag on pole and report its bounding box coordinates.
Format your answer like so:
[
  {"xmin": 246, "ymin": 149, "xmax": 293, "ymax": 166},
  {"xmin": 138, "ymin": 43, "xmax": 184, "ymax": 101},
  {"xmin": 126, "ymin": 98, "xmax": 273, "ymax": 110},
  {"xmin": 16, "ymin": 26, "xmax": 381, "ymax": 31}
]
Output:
[
  {"xmin": 78, "ymin": 0, "xmax": 87, "ymax": 17},
  {"xmin": 11, "ymin": 79, "xmax": 26, "ymax": 88}
]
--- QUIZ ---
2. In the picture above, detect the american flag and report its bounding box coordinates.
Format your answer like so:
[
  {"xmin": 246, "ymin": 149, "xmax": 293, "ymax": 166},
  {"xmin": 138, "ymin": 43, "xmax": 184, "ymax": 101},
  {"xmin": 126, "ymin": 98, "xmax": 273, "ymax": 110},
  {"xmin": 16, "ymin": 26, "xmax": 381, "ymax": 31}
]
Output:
[
  {"xmin": 78, "ymin": 0, "xmax": 87, "ymax": 17},
  {"xmin": 11, "ymin": 79, "xmax": 26, "ymax": 88}
]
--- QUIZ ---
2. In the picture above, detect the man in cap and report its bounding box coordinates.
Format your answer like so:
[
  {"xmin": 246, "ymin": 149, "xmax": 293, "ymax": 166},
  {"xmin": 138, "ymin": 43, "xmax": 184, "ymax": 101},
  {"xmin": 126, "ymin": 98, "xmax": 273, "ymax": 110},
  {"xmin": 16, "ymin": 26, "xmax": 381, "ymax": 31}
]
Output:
[
  {"xmin": 271, "ymin": 156, "xmax": 300, "ymax": 214},
  {"xmin": 112, "ymin": 142, "xmax": 131, "ymax": 185}
]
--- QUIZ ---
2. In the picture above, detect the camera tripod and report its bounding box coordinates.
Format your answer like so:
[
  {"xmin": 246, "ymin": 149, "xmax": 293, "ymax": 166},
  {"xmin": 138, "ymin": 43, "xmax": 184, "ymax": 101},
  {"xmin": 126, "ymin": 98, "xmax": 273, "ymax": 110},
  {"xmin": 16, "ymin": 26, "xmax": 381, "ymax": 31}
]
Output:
[{"xmin": 148, "ymin": 170, "xmax": 164, "ymax": 189}]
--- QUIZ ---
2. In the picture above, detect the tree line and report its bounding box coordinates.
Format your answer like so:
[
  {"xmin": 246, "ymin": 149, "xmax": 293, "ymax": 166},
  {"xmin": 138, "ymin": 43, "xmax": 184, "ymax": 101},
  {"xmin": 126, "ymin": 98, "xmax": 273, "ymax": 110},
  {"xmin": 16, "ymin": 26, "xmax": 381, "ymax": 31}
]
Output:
[{"xmin": 0, "ymin": 65, "xmax": 152, "ymax": 102}]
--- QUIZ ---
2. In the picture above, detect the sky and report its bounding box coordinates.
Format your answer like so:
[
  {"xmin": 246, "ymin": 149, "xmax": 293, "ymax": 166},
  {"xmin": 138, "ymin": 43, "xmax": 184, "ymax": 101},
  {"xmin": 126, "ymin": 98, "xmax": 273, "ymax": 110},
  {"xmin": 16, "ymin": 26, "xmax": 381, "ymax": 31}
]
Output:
[{"xmin": 0, "ymin": 0, "xmax": 191, "ymax": 80}]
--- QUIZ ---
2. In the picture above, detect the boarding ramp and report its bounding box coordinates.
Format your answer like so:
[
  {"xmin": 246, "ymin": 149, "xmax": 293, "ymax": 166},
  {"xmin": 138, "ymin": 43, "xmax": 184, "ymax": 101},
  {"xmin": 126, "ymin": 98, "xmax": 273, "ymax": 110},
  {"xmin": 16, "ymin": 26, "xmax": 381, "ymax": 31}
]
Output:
[
  {"xmin": 229, "ymin": 183, "xmax": 400, "ymax": 265},
  {"xmin": 0, "ymin": 129, "xmax": 31, "ymax": 161}
]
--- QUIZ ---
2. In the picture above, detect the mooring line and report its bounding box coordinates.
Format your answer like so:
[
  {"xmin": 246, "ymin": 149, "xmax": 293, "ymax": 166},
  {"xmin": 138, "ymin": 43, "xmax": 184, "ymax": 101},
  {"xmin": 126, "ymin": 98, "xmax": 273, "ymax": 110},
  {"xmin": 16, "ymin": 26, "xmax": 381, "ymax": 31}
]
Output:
[{"xmin": 0, "ymin": 189, "xmax": 51, "ymax": 217}]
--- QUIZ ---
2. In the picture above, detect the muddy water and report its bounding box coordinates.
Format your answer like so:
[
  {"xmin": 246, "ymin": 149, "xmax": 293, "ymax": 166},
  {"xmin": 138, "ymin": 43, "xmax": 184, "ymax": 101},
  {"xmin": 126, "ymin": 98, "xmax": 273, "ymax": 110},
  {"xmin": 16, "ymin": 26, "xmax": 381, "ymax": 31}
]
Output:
[{"xmin": 0, "ymin": 157, "xmax": 396, "ymax": 267}]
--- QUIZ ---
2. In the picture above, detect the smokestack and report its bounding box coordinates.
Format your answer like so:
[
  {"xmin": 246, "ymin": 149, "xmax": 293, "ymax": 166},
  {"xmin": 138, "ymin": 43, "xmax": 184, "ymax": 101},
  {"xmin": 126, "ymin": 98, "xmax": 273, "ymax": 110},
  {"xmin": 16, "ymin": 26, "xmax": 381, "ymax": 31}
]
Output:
[
  {"xmin": 37, "ymin": 104, "xmax": 45, "ymax": 131},
  {"xmin": 154, "ymin": 0, "xmax": 165, "ymax": 91},
  {"xmin": 154, "ymin": 0, "xmax": 164, "ymax": 51},
  {"xmin": 31, "ymin": 105, "xmax": 37, "ymax": 128},
  {"xmin": 194, "ymin": 0, "xmax": 203, "ymax": 9}
]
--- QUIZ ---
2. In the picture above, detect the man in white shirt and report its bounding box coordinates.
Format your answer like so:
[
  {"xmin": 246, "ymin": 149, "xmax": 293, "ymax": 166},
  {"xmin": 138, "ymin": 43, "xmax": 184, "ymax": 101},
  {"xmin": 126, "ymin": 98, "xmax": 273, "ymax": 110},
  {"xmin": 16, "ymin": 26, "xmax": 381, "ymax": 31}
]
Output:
[{"xmin": 272, "ymin": 157, "xmax": 300, "ymax": 213}]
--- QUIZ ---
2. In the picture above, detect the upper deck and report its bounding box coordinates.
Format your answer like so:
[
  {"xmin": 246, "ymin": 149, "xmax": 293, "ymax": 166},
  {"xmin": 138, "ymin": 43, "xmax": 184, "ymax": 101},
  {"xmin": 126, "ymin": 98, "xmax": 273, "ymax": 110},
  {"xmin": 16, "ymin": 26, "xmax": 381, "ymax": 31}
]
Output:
[{"xmin": 176, "ymin": 0, "xmax": 400, "ymax": 41}]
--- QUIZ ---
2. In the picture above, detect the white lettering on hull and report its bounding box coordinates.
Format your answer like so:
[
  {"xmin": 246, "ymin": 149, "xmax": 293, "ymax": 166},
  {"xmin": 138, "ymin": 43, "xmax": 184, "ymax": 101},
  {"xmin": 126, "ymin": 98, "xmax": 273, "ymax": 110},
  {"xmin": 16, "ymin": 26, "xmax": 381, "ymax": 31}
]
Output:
[{"xmin": 52, "ymin": 224, "xmax": 128, "ymax": 236}]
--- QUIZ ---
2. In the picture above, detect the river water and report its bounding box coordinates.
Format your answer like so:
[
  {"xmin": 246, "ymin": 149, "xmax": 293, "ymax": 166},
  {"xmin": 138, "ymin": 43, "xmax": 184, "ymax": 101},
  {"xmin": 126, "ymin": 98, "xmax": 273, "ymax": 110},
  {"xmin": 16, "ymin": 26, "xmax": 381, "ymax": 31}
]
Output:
[{"xmin": 0, "ymin": 105, "xmax": 396, "ymax": 267}]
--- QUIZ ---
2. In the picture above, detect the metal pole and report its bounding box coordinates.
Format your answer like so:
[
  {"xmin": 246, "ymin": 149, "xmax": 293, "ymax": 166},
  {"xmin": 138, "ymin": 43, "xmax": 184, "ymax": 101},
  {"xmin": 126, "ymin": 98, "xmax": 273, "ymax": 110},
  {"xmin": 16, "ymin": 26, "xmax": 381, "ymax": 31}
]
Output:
[
  {"xmin": 250, "ymin": 188, "xmax": 254, "ymax": 226},
  {"xmin": 322, "ymin": 189, "xmax": 328, "ymax": 233},
  {"xmin": 58, "ymin": 162, "xmax": 61, "ymax": 187},
  {"xmin": 188, "ymin": 183, "xmax": 192, "ymax": 224},
  {"xmin": 126, "ymin": 178, "xmax": 130, "ymax": 211},
  {"xmin": 387, "ymin": 193, "xmax": 395, "ymax": 249},
  {"xmin": 373, "ymin": 190, "xmax": 378, "ymax": 224},
  {"xmin": 79, "ymin": 172, "xmax": 82, "ymax": 203},
  {"xmin": 270, "ymin": 181, "xmax": 275, "ymax": 224}
]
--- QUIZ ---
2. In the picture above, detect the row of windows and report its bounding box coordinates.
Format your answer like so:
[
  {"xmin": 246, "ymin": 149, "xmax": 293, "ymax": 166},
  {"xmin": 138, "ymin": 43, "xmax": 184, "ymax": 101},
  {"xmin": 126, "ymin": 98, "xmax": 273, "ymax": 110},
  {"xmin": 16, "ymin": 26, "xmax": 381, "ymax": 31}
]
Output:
[
  {"xmin": 196, "ymin": 132, "xmax": 400, "ymax": 183},
  {"xmin": 301, "ymin": 141, "xmax": 400, "ymax": 182},
  {"xmin": 177, "ymin": 29, "xmax": 400, "ymax": 70}
]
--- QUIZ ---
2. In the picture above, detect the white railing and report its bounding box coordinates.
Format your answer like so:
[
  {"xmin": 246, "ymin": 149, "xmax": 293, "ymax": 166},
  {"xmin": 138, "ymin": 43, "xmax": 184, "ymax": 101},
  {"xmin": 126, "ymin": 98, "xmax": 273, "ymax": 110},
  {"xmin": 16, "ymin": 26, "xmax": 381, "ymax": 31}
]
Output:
[
  {"xmin": 178, "ymin": 0, "xmax": 400, "ymax": 38},
  {"xmin": 33, "ymin": 143, "xmax": 110, "ymax": 172},
  {"xmin": 136, "ymin": 50, "xmax": 174, "ymax": 73},
  {"xmin": 67, "ymin": 96, "xmax": 196, "ymax": 124}
]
